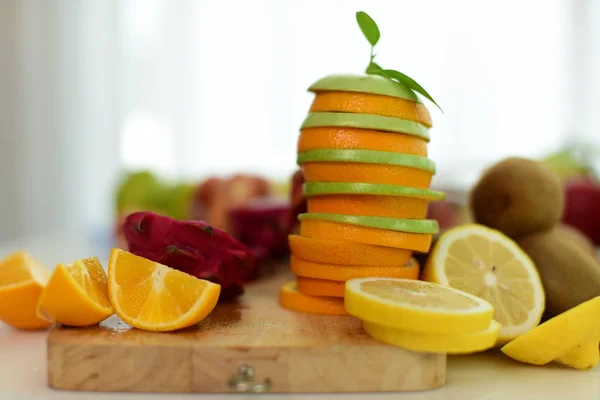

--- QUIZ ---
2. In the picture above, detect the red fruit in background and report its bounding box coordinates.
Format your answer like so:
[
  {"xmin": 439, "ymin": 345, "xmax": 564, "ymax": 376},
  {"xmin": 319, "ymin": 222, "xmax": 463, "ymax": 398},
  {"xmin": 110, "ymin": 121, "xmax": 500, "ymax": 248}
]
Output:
[
  {"xmin": 288, "ymin": 169, "xmax": 306, "ymax": 233},
  {"xmin": 123, "ymin": 212, "xmax": 256, "ymax": 301},
  {"xmin": 562, "ymin": 178, "xmax": 600, "ymax": 246},
  {"xmin": 228, "ymin": 198, "xmax": 290, "ymax": 264}
]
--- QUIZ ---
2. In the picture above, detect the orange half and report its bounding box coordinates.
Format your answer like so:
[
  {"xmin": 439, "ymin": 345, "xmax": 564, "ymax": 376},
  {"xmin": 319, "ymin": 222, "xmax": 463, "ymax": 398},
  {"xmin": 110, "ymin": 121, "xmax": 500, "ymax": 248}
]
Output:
[
  {"xmin": 279, "ymin": 281, "xmax": 348, "ymax": 315},
  {"xmin": 298, "ymin": 127, "xmax": 428, "ymax": 156},
  {"xmin": 310, "ymin": 91, "xmax": 432, "ymax": 127},
  {"xmin": 302, "ymin": 163, "xmax": 433, "ymax": 188},
  {"xmin": 300, "ymin": 220, "xmax": 432, "ymax": 252},
  {"xmin": 288, "ymin": 235, "xmax": 412, "ymax": 266},
  {"xmin": 290, "ymin": 256, "xmax": 420, "ymax": 282},
  {"xmin": 307, "ymin": 194, "xmax": 428, "ymax": 219}
]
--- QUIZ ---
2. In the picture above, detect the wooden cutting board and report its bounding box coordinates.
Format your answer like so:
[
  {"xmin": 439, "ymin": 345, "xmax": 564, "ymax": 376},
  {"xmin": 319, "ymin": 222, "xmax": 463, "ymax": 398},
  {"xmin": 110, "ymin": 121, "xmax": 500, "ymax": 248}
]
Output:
[{"xmin": 47, "ymin": 266, "xmax": 446, "ymax": 394}]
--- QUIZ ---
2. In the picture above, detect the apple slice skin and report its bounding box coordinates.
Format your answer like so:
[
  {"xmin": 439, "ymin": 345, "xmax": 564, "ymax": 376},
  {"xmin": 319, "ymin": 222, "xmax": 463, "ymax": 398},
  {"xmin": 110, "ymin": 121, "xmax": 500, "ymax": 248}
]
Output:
[
  {"xmin": 308, "ymin": 74, "xmax": 421, "ymax": 103},
  {"xmin": 301, "ymin": 112, "xmax": 429, "ymax": 141},
  {"xmin": 303, "ymin": 182, "xmax": 445, "ymax": 201},
  {"xmin": 297, "ymin": 149, "xmax": 436, "ymax": 173},
  {"xmin": 298, "ymin": 212, "xmax": 439, "ymax": 234}
]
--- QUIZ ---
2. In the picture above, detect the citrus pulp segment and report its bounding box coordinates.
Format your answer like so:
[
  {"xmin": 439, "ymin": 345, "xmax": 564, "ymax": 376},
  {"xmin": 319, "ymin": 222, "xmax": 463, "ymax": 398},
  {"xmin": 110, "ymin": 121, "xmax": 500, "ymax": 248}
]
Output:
[
  {"xmin": 344, "ymin": 277, "xmax": 494, "ymax": 334},
  {"xmin": 310, "ymin": 91, "xmax": 432, "ymax": 127},
  {"xmin": 422, "ymin": 224, "xmax": 545, "ymax": 342},
  {"xmin": 299, "ymin": 220, "xmax": 432, "ymax": 252},
  {"xmin": 298, "ymin": 127, "xmax": 428, "ymax": 156},
  {"xmin": 363, "ymin": 319, "xmax": 501, "ymax": 354},
  {"xmin": 37, "ymin": 257, "xmax": 113, "ymax": 326},
  {"xmin": 279, "ymin": 281, "xmax": 348, "ymax": 315},
  {"xmin": 300, "ymin": 112, "xmax": 429, "ymax": 140},
  {"xmin": 107, "ymin": 248, "xmax": 221, "ymax": 332},
  {"xmin": 288, "ymin": 235, "xmax": 412, "ymax": 266},
  {"xmin": 290, "ymin": 256, "xmax": 420, "ymax": 282}
]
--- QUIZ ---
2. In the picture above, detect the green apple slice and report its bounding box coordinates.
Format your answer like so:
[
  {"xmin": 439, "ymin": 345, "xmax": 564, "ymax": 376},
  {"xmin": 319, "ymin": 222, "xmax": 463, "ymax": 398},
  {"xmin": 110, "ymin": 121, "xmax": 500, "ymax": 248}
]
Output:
[
  {"xmin": 308, "ymin": 74, "xmax": 421, "ymax": 103},
  {"xmin": 299, "ymin": 212, "xmax": 439, "ymax": 234},
  {"xmin": 297, "ymin": 149, "xmax": 436, "ymax": 173},
  {"xmin": 304, "ymin": 182, "xmax": 446, "ymax": 201},
  {"xmin": 301, "ymin": 112, "xmax": 429, "ymax": 141}
]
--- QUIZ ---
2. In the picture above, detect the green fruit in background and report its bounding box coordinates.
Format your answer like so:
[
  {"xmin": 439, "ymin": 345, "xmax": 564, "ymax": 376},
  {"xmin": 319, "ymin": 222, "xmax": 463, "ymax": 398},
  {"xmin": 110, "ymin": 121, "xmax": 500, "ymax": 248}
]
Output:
[
  {"xmin": 301, "ymin": 112, "xmax": 429, "ymax": 140},
  {"xmin": 297, "ymin": 149, "xmax": 436, "ymax": 173},
  {"xmin": 162, "ymin": 183, "xmax": 196, "ymax": 220},
  {"xmin": 308, "ymin": 74, "xmax": 421, "ymax": 102},
  {"xmin": 298, "ymin": 212, "xmax": 439, "ymax": 234},
  {"xmin": 303, "ymin": 181, "xmax": 445, "ymax": 200},
  {"xmin": 115, "ymin": 170, "xmax": 164, "ymax": 213},
  {"xmin": 542, "ymin": 150, "xmax": 589, "ymax": 181}
]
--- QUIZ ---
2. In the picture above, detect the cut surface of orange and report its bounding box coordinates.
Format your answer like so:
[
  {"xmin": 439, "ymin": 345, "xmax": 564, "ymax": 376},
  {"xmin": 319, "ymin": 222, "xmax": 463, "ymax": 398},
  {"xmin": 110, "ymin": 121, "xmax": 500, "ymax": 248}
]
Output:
[
  {"xmin": 298, "ymin": 127, "xmax": 428, "ymax": 156},
  {"xmin": 0, "ymin": 251, "xmax": 51, "ymax": 330},
  {"xmin": 288, "ymin": 235, "xmax": 412, "ymax": 266},
  {"xmin": 290, "ymin": 256, "xmax": 420, "ymax": 282},
  {"xmin": 279, "ymin": 281, "xmax": 348, "ymax": 315},
  {"xmin": 310, "ymin": 91, "xmax": 432, "ymax": 127},
  {"xmin": 302, "ymin": 163, "xmax": 433, "ymax": 188},
  {"xmin": 308, "ymin": 194, "xmax": 428, "ymax": 219},
  {"xmin": 296, "ymin": 277, "xmax": 345, "ymax": 298},
  {"xmin": 107, "ymin": 248, "xmax": 221, "ymax": 332},
  {"xmin": 300, "ymin": 220, "xmax": 432, "ymax": 252},
  {"xmin": 37, "ymin": 257, "xmax": 113, "ymax": 326}
]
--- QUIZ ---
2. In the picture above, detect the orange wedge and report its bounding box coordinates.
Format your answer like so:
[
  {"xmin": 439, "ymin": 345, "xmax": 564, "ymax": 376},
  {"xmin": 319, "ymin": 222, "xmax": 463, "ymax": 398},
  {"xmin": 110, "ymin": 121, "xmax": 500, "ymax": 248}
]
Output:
[
  {"xmin": 310, "ymin": 91, "xmax": 432, "ymax": 127},
  {"xmin": 0, "ymin": 252, "xmax": 51, "ymax": 330},
  {"xmin": 279, "ymin": 281, "xmax": 348, "ymax": 315},
  {"xmin": 288, "ymin": 235, "xmax": 412, "ymax": 266},
  {"xmin": 107, "ymin": 249, "xmax": 220, "ymax": 332},
  {"xmin": 302, "ymin": 163, "xmax": 433, "ymax": 188},
  {"xmin": 308, "ymin": 194, "xmax": 428, "ymax": 219},
  {"xmin": 300, "ymin": 220, "xmax": 432, "ymax": 252},
  {"xmin": 37, "ymin": 257, "xmax": 113, "ymax": 326},
  {"xmin": 298, "ymin": 127, "xmax": 428, "ymax": 156},
  {"xmin": 296, "ymin": 277, "xmax": 346, "ymax": 298},
  {"xmin": 290, "ymin": 256, "xmax": 420, "ymax": 282}
]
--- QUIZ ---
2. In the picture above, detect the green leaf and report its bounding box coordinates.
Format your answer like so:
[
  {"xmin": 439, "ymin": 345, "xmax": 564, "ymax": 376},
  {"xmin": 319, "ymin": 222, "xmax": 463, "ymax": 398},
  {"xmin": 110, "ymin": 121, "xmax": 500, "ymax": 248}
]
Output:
[
  {"xmin": 365, "ymin": 62, "xmax": 382, "ymax": 74},
  {"xmin": 356, "ymin": 11, "xmax": 380, "ymax": 47},
  {"xmin": 378, "ymin": 68, "xmax": 442, "ymax": 112}
]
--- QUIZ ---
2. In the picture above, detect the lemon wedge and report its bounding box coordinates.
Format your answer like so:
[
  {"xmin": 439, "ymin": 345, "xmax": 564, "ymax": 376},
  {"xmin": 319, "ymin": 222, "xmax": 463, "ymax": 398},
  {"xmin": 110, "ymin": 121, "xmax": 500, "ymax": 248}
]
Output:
[
  {"xmin": 422, "ymin": 224, "xmax": 544, "ymax": 342},
  {"xmin": 344, "ymin": 277, "xmax": 494, "ymax": 334}
]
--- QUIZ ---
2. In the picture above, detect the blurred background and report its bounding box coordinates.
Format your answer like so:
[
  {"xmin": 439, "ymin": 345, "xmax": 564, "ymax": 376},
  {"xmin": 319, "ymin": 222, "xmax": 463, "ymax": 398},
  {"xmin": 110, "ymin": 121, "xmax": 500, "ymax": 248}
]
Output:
[{"xmin": 1, "ymin": 0, "xmax": 599, "ymax": 246}]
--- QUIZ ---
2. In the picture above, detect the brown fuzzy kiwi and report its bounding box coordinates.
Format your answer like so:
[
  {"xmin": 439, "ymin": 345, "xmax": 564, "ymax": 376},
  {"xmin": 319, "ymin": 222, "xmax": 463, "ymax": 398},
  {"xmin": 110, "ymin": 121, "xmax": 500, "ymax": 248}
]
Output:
[
  {"xmin": 555, "ymin": 223, "xmax": 597, "ymax": 257},
  {"xmin": 470, "ymin": 157, "xmax": 564, "ymax": 238},
  {"xmin": 518, "ymin": 227, "xmax": 600, "ymax": 318}
]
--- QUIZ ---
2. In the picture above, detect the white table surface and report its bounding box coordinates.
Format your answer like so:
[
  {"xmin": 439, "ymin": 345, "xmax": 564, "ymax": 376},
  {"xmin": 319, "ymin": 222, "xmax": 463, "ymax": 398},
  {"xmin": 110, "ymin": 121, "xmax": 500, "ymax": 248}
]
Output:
[{"xmin": 1, "ymin": 233, "xmax": 599, "ymax": 400}]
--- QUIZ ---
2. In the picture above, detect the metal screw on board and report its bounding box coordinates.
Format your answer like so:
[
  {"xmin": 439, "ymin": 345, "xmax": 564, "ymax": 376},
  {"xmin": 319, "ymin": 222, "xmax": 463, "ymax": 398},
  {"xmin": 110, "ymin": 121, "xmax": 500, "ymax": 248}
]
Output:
[{"xmin": 228, "ymin": 365, "xmax": 272, "ymax": 393}]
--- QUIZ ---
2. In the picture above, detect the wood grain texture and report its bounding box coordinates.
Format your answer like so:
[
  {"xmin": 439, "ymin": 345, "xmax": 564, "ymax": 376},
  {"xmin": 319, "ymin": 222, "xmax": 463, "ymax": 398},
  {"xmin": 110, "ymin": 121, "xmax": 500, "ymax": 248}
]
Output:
[{"xmin": 47, "ymin": 268, "xmax": 446, "ymax": 393}]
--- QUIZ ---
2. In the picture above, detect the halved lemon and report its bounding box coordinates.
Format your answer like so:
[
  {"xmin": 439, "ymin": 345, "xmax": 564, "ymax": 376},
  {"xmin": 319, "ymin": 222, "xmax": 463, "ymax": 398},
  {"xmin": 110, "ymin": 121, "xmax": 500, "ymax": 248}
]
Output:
[
  {"xmin": 107, "ymin": 248, "xmax": 221, "ymax": 332},
  {"xmin": 37, "ymin": 257, "xmax": 113, "ymax": 326},
  {"xmin": 422, "ymin": 224, "xmax": 545, "ymax": 343},
  {"xmin": 345, "ymin": 277, "xmax": 494, "ymax": 334},
  {"xmin": 363, "ymin": 319, "xmax": 501, "ymax": 354}
]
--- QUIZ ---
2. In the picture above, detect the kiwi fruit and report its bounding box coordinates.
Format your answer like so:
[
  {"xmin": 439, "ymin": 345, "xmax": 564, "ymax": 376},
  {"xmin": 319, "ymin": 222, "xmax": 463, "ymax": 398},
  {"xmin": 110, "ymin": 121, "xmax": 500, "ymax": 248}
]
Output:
[
  {"xmin": 555, "ymin": 223, "xmax": 597, "ymax": 257},
  {"xmin": 518, "ymin": 227, "xmax": 600, "ymax": 318},
  {"xmin": 470, "ymin": 157, "xmax": 564, "ymax": 238}
]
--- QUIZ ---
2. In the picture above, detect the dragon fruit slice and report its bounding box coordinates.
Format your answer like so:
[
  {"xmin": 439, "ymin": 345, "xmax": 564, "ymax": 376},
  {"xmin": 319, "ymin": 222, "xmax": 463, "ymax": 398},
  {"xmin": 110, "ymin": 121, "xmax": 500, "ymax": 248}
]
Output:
[{"xmin": 123, "ymin": 211, "xmax": 255, "ymax": 301}]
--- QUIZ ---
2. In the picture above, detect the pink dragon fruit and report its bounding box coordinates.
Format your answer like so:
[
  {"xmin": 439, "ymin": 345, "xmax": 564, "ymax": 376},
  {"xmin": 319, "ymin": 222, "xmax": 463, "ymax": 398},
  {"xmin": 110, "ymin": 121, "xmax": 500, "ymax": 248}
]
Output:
[{"xmin": 123, "ymin": 211, "xmax": 256, "ymax": 301}]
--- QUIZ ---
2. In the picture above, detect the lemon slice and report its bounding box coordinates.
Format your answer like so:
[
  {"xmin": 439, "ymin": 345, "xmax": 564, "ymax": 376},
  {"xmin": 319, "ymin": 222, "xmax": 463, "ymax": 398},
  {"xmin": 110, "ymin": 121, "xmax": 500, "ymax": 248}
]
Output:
[
  {"xmin": 501, "ymin": 296, "xmax": 600, "ymax": 366},
  {"xmin": 363, "ymin": 319, "xmax": 501, "ymax": 354},
  {"xmin": 344, "ymin": 277, "xmax": 494, "ymax": 334},
  {"xmin": 422, "ymin": 224, "xmax": 544, "ymax": 342}
]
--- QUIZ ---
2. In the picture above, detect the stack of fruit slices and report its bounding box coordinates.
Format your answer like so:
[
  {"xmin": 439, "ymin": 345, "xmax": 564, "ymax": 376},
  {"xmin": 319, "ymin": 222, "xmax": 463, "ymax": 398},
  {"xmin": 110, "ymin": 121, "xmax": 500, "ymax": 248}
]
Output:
[{"xmin": 280, "ymin": 74, "xmax": 445, "ymax": 315}]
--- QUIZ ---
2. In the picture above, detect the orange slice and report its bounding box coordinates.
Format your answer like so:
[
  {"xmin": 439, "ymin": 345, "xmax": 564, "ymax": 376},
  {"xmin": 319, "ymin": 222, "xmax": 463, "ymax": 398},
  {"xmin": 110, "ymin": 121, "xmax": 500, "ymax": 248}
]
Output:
[
  {"xmin": 288, "ymin": 235, "xmax": 412, "ymax": 266},
  {"xmin": 298, "ymin": 127, "xmax": 428, "ymax": 156},
  {"xmin": 300, "ymin": 220, "xmax": 432, "ymax": 252},
  {"xmin": 37, "ymin": 257, "xmax": 113, "ymax": 326},
  {"xmin": 307, "ymin": 194, "xmax": 428, "ymax": 219},
  {"xmin": 296, "ymin": 277, "xmax": 345, "ymax": 297},
  {"xmin": 290, "ymin": 256, "xmax": 420, "ymax": 282},
  {"xmin": 279, "ymin": 281, "xmax": 348, "ymax": 315},
  {"xmin": 302, "ymin": 163, "xmax": 433, "ymax": 188},
  {"xmin": 310, "ymin": 91, "xmax": 432, "ymax": 127},
  {"xmin": 0, "ymin": 252, "xmax": 51, "ymax": 330},
  {"xmin": 107, "ymin": 249, "xmax": 221, "ymax": 332}
]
